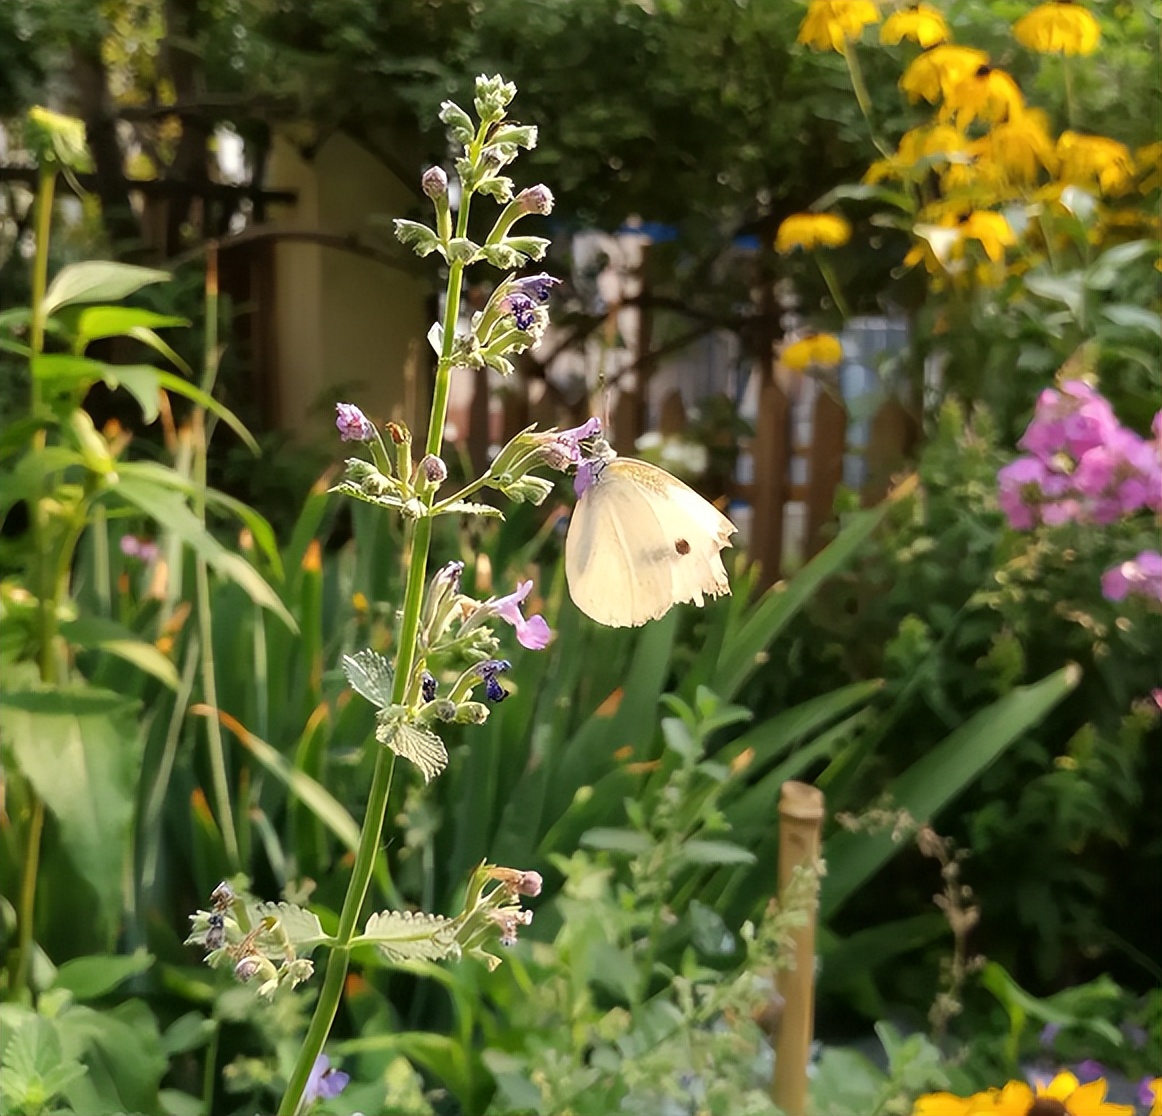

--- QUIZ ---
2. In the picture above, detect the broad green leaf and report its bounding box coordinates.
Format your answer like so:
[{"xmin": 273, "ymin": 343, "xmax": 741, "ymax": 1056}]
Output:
[
  {"xmin": 76, "ymin": 305, "xmax": 188, "ymax": 343},
  {"xmin": 44, "ymin": 260, "xmax": 170, "ymax": 316},
  {"xmin": 1100, "ymin": 303, "xmax": 1162, "ymax": 337},
  {"xmin": 0, "ymin": 686, "xmax": 142, "ymax": 933},
  {"xmin": 60, "ymin": 616, "xmax": 179, "ymax": 689},
  {"xmin": 53, "ymin": 949, "xmax": 154, "ymax": 1000},
  {"xmin": 192, "ymin": 706, "xmax": 360, "ymax": 854},
  {"xmin": 32, "ymin": 352, "xmax": 110, "ymax": 386},
  {"xmin": 0, "ymin": 1012, "xmax": 88, "ymax": 1111},
  {"xmin": 343, "ymin": 649, "xmax": 394, "ymax": 708},
  {"xmin": 821, "ymin": 665, "xmax": 1080, "ymax": 918},
  {"xmin": 357, "ymin": 910, "xmax": 460, "ymax": 964},
  {"xmin": 980, "ymin": 962, "xmax": 1122, "ymax": 1045}
]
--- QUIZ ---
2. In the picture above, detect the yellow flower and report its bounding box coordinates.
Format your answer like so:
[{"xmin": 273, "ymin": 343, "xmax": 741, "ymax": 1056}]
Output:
[
  {"xmin": 1013, "ymin": 1, "xmax": 1102, "ymax": 55},
  {"xmin": 1136, "ymin": 141, "xmax": 1162, "ymax": 192},
  {"xmin": 957, "ymin": 210, "xmax": 1016, "ymax": 261},
  {"xmin": 905, "ymin": 209, "xmax": 1015, "ymax": 273},
  {"xmin": 943, "ymin": 65, "xmax": 1025, "ymax": 128},
  {"xmin": 782, "ymin": 333, "xmax": 844, "ymax": 370},
  {"xmin": 971, "ymin": 108, "xmax": 1058, "ymax": 185},
  {"xmin": 867, "ymin": 123, "xmax": 972, "ymax": 183},
  {"xmin": 900, "ymin": 44, "xmax": 990, "ymax": 104},
  {"xmin": 798, "ymin": 0, "xmax": 880, "ymax": 51},
  {"xmin": 1146, "ymin": 1076, "xmax": 1162, "ymax": 1116},
  {"xmin": 881, "ymin": 3, "xmax": 949, "ymax": 46},
  {"xmin": 914, "ymin": 1074, "xmax": 1135, "ymax": 1116},
  {"xmin": 775, "ymin": 212, "xmax": 853, "ymax": 252},
  {"xmin": 1057, "ymin": 131, "xmax": 1135, "ymax": 194}
]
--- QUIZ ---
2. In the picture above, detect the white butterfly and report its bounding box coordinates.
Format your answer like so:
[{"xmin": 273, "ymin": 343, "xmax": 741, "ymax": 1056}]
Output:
[{"xmin": 565, "ymin": 450, "xmax": 736, "ymax": 628}]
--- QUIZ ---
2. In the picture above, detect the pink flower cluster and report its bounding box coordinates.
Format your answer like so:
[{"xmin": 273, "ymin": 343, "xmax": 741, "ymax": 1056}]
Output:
[
  {"xmin": 998, "ymin": 381, "xmax": 1161, "ymax": 530},
  {"xmin": 1101, "ymin": 551, "xmax": 1162, "ymax": 602}
]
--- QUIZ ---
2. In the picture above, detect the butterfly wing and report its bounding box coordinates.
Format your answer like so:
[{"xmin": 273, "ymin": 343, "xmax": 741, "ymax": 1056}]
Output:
[{"xmin": 566, "ymin": 458, "xmax": 736, "ymax": 628}]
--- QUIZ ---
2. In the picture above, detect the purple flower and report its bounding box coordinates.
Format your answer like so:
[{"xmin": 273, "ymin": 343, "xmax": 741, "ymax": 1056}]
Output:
[
  {"xmin": 538, "ymin": 416, "xmax": 602, "ymax": 470},
  {"xmin": 1101, "ymin": 550, "xmax": 1162, "ymax": 602},
  {"xmin": 487, "ymin": 581, "xmax": 552, "ymax": 649},
  {"xmin": 997, "ymin": 456, "xmax": 1050, "ymax": 529},
  {"xmin": 335, "ymin": 403, "xmax": 375, "ymax": 443},
  {"xmin": 475, "ymin": 659, "xmax": 512, "ymax": 702},
  {"xmin": 1019, "ymin": 381, "xmax": 1120, "ymax": 462},
  {"xmin": 1075, "ymin": 1059, "xmax": 1107, "ymax": 1083},
  {"xmin": 304, "ymin": 1054, "xmax": 350, "ymax": 1105},
  {"xmin": 510, "ymin": 272, "xmax": 562, "ymax": 304},
  {"xmin": 1039, "ymin": 1022, "xmax": 1062, "ymax": 1048},
  {"xmin": 499, "ymin": 292, "xmax": 538, "ymax": 331},
  {"xmin": 1139, "ymin": 1076, "xmax": 1159, "ymax": 1107},
  {"xmin": 120, "ymin": 535, "xmax": 160, "ymax": 562},
  {"xmin": 574, "ymin": 458, "xmax": 607, "ymax": 499},
  {"xmin": 421, "ymin": 671, "xmax": 437, "ymax": 702}
]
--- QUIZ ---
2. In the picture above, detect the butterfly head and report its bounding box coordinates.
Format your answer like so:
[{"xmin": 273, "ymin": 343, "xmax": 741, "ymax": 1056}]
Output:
[{"xmin": 573, "ymin": 437, "xmax": 617, "ymax": 498}]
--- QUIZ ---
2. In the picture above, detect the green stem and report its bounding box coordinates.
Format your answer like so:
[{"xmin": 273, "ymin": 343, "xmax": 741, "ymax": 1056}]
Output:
[
  {"xmin": 842, "ymin": 43, "xmax": 894, "ymax": 160},
  {"xmin": 191, "ymin": 244, "xmax": 240, "ymax": 869},
  {"xmin": 11, "ymin": 167, "xmax": 57, "ymax": 1000},
  {"xmin": 277, "ymin": 194, "xmax": 472, "ymax": 1116},
  {"xmin": 1061, "ymin": 54, "xmax": 1076, "ymax": 129},
  {"xmin": 815, "ymin": 255, "xmax": 853, "ymax": 321}
]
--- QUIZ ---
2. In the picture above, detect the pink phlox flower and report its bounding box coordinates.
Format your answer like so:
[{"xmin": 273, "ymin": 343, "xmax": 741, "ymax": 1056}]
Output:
[
  {"xmin": 487, "ymin": 580, "xmax": 552, "ymax": 649},
  {"xmin": 1019, "ymin": 380, "xmax": 1121, "ymax": 462},
  {"xmin": 1101, "ymin": 550, "xmax": 1162, "ymax": 602}
]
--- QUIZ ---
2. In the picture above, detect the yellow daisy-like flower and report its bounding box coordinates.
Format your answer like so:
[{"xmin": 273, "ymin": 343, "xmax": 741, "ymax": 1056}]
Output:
[
  {"xmin": 782, "ymin": 333, "xmax": 844, "ymax": 370},
  {"xmin": 880, "ymin": 3, "xmax": 949, "ymax": 46},
  {"xmin": 798, "ymin": 0, "xmax": 880, "ymax": 51},
  {"xmin": 943, "ymin": 64, "xmax": 1025, "ymax": 128},
  {"xmin": 957, "ymin": 210, "xmax": 1016, "ymax": 261},
  {"xmin": 1146, "ymin": 1076, "xmax": 1161, "ymax": 1116},
  {"xmin": 900, "ymin": 44, "xmax": 990, "ymax": 104},
  {"xmin": 971, "ymin": 108, "xmax": 1059, "ymax": 185},
  {"xmin": 775, "ymin": 212, "xmax": 853, "ymax": 252},
  {"xmin": 1013, "ymin": 1, "xmax": 1101, "ymax": 55},
  {"xmin": 1057, "ymin": 131, "xmax": 1135, "ymax": 195},
  {"xmin": 1135, "ymin": 141, "xmax": 1162, "ymax": 193},
  {"xmin": 913, "ymin": 1073, "xmax": 1135, "ymax": 1116}
]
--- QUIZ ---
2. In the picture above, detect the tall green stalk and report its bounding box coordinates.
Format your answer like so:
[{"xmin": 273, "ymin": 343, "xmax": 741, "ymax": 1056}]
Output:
[
  {"xmin": 10, "ymin": 166, "xmax": 58, "ymax": 1001},
  {"xmin": 276, "ymin": 243, "xmax": 471, "ymax": 1116}
]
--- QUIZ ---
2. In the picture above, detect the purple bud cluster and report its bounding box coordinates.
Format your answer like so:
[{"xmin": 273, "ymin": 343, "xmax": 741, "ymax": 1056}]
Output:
[{"xmin": 997, "ymin": 382, "xmax": 1161, "ymax": 531}]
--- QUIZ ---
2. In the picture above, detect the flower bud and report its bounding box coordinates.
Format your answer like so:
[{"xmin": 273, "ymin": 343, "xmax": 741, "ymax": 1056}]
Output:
[
  {"xmin": 421, "ymin": 670, "xmax": 438, "ymax": 703},
  {"xmin": 455, "ymin": 701, "xmax": 490, "ymax": 724},
  {"xmin": 335, "ymin": 403, "xmax": 375, "ymax": 442},
  {"xmin": 234, "ymin": 955, "xmax": 270, "ymax": 983},
  {"xmin": 419, "ymin": 454, "xmax": 448, "ymax": 485},
  {"xmin": 518, "ymin": 871, "xmax": 543, "ymax": 898},
  {"xmin": 422, "ymin": 166, "xmax": 448, "ymax": 199},
  {"xmin": 516, "ymin": 185, "xmax": 554, "ymax": 215}
]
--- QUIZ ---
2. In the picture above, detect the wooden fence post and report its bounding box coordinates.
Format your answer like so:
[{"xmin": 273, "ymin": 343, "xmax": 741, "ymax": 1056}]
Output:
[
  {"xmin": 750, "ymin": 374, "xmax": 791, "ymax": 588},
  {"xmin": 772, "ymin": 781, "xmax": 825, "ymax": 1116},
  {"xmin": 862, "ymin": 396, "xmax": 918, "ymax": 506}
]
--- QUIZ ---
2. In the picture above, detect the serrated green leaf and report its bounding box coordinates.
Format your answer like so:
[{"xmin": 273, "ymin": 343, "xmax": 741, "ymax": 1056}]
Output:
[
  {"xmin": 44, "ymin": 261, "xmax": 171, "ymax": 316},
  {"xmin": 358, "ymin": 910, "xmax": 460, "ymax": 964},
  {"xmin": 434, "ymin": 501, "xmax": 505, "ymax": 518},
  {"xmin": 248, "ymin": 901, "xmax": 329, "ymax": 955},
  {"xmin": 343, "ymin": 649, "xmax": 394, "ymax": 708},
  {"xmin": 377, "ymin": 717, "xmax": 448, "ymax": 782},
  {"xmin": 1, "ymin": 1011, "xmax": 88, "ymax": 1110},
  {"xmin": 331, "ymin": 480, "xmax": 405, "ymax": 510}
]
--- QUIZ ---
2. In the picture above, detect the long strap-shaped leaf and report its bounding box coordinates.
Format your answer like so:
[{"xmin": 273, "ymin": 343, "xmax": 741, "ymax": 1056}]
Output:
[
  {"xmin": 714, "ymin": 475, "xmax": 918, "ymax": 701},
  {"xmin": 820, "ymin": 664, "xmax": 1080, "ymax": 919}
]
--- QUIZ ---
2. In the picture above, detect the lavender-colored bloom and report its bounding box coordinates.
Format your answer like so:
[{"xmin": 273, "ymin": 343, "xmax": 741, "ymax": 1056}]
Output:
[
  {"xmin": 510, "ymin": 273, "xmax": 562, "ymax": 304},
  {"xmin": 421, "ymin": 671, "xmax": 437, "ymax": 703},
  {"xmin": 1075, "ymin": 1059, "xmax": 1107, "ymax": 1084},
  {"xmin": 996, "ymin": 456, "xmax": 1049, "ymax": 530},
  {"xmin": 539, "ymin": 417, "xmax": 602, "ymax": 471},
  {"xmin": 1139, "ymin": 1076, "xmax": 1158, "ymax": 1107},
  {"xmin": 475, "ymin": 659, "xmax": 512, "ymax": 702},
  {"xmin": 1101, "ymin": 550, "xmax": 1162, "ymax": 602},
  {"xmin": 335, "ymin": 403, "xmax": 375, "ymax": 443},
  {"xmin": 304, "ymin": 1055, "xmax": 350, "ymax": 1105},
  {"xmin": 120, "ymin": 535, "xmax": 160, "ymax": 562},
  {"xmin": 487, "ymin": 581, "xmax": 552, "ymax": 650},
  {"xmin": 500, "ymin": 292, "xmax": 538, "ymax": 331},
  {"xmin": 574, "ymin": 458, "xmax": 607, "ymax": 499},
  {"xmin": 518, "ymin": 870, "xmax": 543, "ymax": 897},
  {"xmin": 1039, "ymin": 1021, "xmax": 1062, "ymax": 1047}
]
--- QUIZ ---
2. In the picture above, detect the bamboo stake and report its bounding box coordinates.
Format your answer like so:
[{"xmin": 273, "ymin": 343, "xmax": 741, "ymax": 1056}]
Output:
[{"xmin": 772, "ymin": 781, "xmax": 825, "ymax": 1116}]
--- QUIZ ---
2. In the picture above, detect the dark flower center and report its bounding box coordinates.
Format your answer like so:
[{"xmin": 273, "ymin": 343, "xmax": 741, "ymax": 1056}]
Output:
[{"xmin": 1027, "ymin": 1100, "xmax": 1068, "ymax": 1116}]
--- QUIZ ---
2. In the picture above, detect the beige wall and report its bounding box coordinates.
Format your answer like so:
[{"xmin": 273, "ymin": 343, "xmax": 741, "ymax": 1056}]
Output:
[{"xmin": 266, "ymin": 132, "xmax": 429, "ymax": 439}]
